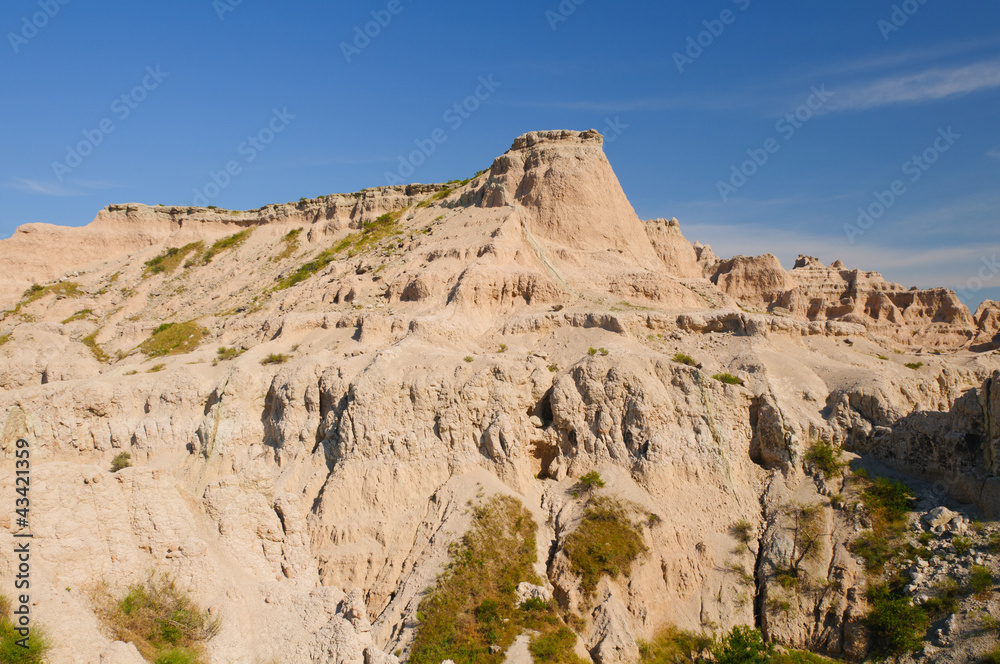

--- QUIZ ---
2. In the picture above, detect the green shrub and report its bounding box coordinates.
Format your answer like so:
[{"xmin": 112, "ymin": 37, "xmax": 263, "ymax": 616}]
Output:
[
  {"xmin": 865, "ymin": 584, "xmax": 928, "ymax": 656},
  {"xmin": 547, "ymin": 364, "xmax": 559, "ymax": 373},
  {"xmin": 985, "ymin": 643, "xmax": 1000, "ymax": 664},
  {"xmin": 731, "ymin": 520, "xmax": 754, "ymax": 545},
  {"xmin": 712, "ymin": 626, "xmax": 772, "ymax": 664},
  {"xmin": 409, "ymin": 496, "xmax": 540, "ymax": 664},
  {"xmin": 969, "ymin": 564, "xmax": 994, "ymax": 595},
  {"xmin": 917, "ymin": 531, "xmax": 934, "ymax": 546},
  {"xmin": 904, "ymin": 362, "xmax": 923, "ymax": 370},
  {"xmin": 952, "ymin": 536, "xmax": 972, "ymax": 556},
  {"xmin": 215, "ymin": 346, "xmax": 245, "ymax": 362},
  {"xmin": 139, "ymin": 321, "xmax": 209, "ymax": 358},
  {"xmin": 147, "ymin": 364, "xmax": 166, "ymax": 373},
  {"xmin": 95, "ymin": 577, "xmax": 218, "ymax": 664},
  {"xmin": 464, "ymin": 356, "xmax": 474, "ymax": 363},
  {"xmin": 805, "ymin": 441, "xmax": 846, "ymax": 479},
  {"xmin": 672, "ymin": 353, "xmax": 697, "ymax": 367},
  {"xmin": 144, "ymin": 242, "xmax": 204, "ymax": 277},
  {"xmin": 528, "ymin": 627, "xmax": 587, "ymax": 664},
  {"xmin": 416, "ymin": 187, "xmax": 455, "ymax": 209},
  {"xmin": 563, "ymin": 496, "xmax": 646, "ymax": 596},
  {"xmin": 638, "ymin": 625, "xmax": 711, "ymax": 664},
  {"xmin": 0, "ymin": 333, "xmax": 10, "ymax": 347},
  {"xmin": 989, "ymin": 531, "xmax": 1000, "ymax": 554},
  {"xmin": 571, "ymin": 471, "xmax": 605, "ymax": 497},
  {"xmin": 260, "ymin": 354, "xmax": 290, "ymax": 366},
  {"xmin": 712, "ymin": 373, "xmax": 743, "ymax": 386},
  {"xmin": 0, "ymin": 595, "xmax": 50, "ymax": 664},
  {"xmin": 921, "ymin": 577, "xmax": 961, "ymax": 617},
  {"xmin": 200, "ymin": 229, "xmax": 253, "ymax": 265},
  {"xmin": 111, "ymin": 452, "xmax": 132, "ymax": 473}
]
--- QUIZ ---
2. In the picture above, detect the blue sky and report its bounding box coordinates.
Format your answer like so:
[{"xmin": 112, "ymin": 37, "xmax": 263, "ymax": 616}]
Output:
[{"xmin": 2, "ymin": 0, "xmax": 999, "ymax": 308}]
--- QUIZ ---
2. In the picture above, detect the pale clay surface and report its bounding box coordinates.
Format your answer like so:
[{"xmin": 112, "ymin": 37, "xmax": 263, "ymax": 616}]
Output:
[{"xmin": 0, "ymin": 130, "xmax": 999, "ymax": 663}]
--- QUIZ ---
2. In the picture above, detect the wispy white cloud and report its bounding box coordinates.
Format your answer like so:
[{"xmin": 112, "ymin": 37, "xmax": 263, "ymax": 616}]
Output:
[
  {"xmin": 824, "ymin": 60, "xmax": 1000, "ymax": 112},
  {"xmin": 7, "ymin": 178, "xmax": 119, "ymax": 197}
]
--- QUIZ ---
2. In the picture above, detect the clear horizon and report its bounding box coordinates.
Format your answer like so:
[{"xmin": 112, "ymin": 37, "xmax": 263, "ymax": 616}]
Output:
[{"xmin": 2, "ymin": 0, "xmax": 998, "ymax": 309}]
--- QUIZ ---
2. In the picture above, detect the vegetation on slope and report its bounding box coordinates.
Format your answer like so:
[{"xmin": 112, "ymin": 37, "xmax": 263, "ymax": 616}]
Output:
[
  {"xmin": 410, "ymin": 495, "xmax": 583, "ymax": 664},
  {"xmin": 0, "ymin": 595, "xmax": 50, "ymax": 664},
  {"xmin": 95, "ymin": 577, "xmax": 219, "ymax": 664},
  {"xmin": 143, "ymin": 242, "xmax": 204, "ymax": 277},
  {"xmin": 139, "ymin": 321, "xmax": 209, "ymax": 358},
  {"xmin": 563, "ymin": 495, "xmax": 646, "ymax": 597}
]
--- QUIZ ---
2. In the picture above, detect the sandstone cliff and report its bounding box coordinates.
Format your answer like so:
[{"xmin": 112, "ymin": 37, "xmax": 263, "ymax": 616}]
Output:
[{"xmin": 1, "ymin": 130, "xmax": 998, "ymax": 664}]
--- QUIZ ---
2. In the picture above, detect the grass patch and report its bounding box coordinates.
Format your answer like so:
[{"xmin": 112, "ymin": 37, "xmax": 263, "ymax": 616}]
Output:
[
  {"xmin": 83, "ymin": 330, "xmax": 112, "ymax": 363},
  {"xmin": 865, "ymin": 584, "xmax": 928, "ymax": 656},
  {"xmin": 417, "ymin": 187, "xmax": 455, "ymax": 208},
  {"xmin": 712, "ymin": 373, "xmax": 743, "ymax": 386},
  {"xmin": 139, "ymin": 321, "xmax": 209, "ymax": 358},
  {"xmin": 200, "ymin": 229, "xmax": 253, "ymax": 265},
  {"xmin": 94, "ymin": 576, "xmax": 219, "ymax": 664},
  {"xmin": 0, "ymin": 595, "xmax": 50, "ymax": 664},
  {"xmin": 62, "ymin": 308, "xmax": 94, "ymax": 324},
  {"xmin": 0, "ymin": 334, "xmax": 10, "ymax": 347},
  {"xmin": 851, "ymin": 475, "xmax": 915, "ymax": 574},
  {"xmin": 272, "ymin": 228, "xmax": 302, "ymax": 262},
  {"xmin": 409, "ymin": 495, "xmax": 542, "ymax": 664},
  {"xmin": 672, "ymin": 353, "xmax": 698, "ymax": 367},
  {"xmin": 214, "ymin": 346, "xmax": 246, "ymax": 364},
  {"xmin": 563, "ymin": 496, "xmax": 646, "ymax": 597},
  {"xmin": 969, "ymin": 564, "xmax": 994, "ymax": 595},
  {"xmin": 805, "ymin": 440, "xmax": 847, "ymax": 479},
  {"xmin": 147, "ymin": 364, "xmax": 166, "ymax": 373},
  {"xmin": 111, "ymin": 452, "xmax": 132, "ymax": 473},
  {"xmin": 904, "ymin": 362, "xmax": 924, "ymax": 370},
  {"xmin": 638, "ymin": 625, "xmax": 711, "ymax": 664},
  {"xmin": 260, "ymin": 353, "xmax": 290, "ymax": 366},
  {"xmin": 952, "ymin": 536, "xmax": 972, "ymax": 556},
  {"xmin": 144, "ymin": 242, "xmax": 203, "ymax": 277}
]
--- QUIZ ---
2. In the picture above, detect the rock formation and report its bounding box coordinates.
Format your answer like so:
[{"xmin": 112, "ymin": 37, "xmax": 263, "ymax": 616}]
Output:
[{"xmin": 0, "ymin": 130, "xmax": 998, "ymax": 663}]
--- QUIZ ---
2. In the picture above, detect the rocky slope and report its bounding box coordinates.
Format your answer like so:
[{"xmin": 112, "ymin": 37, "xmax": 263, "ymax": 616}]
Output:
[{"xmin": 0, "ymin": 130, "xmax": 999, "ymax": 663}]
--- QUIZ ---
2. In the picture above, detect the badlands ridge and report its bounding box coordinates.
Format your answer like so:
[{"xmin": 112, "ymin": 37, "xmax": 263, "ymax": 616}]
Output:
[{"xmin": 0, "ymin": 129, "xmax": 999, "ymax": 663}]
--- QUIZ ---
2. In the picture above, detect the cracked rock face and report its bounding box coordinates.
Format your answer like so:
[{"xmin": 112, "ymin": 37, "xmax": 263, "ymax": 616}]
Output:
[{"xmin": 1, "ymin": 129, "xmax": 998, "ymax": 663}]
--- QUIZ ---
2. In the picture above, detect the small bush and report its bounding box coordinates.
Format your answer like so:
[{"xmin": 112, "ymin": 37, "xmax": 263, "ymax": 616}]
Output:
[
  {"xmin": 528, "ymin": 627, "xmax": 586, "ymax": 664},
  {"xmin": 0, "ymin": 333, "xmax": 10, "ymax": 347},
  {"xmin": 921, "ymin": 577, "xmax": 961, "ymax": 617},
  {"xmin": 969, "ymin": 564, "xmax": 994, "ymax": 595},
  {"xmin": 139, "ymin": 321, "xmax": 209, "ymax": 358},
  {"xmin": 953, "ymin": 536, "xmax": 972, "ymax": 556},
  {"xmin": 865, "ymin": 584, "xmax": 928, "ymax": 656},
  {"xmin": 598, "ymin": 348, "xmax": 609, "ymax": 356},
  {"xmin": 712, "ymin": 373, "xmax": 743, "ymax": 386},
  {"xmin": 464, "ymin": 356, "xmax": 474, "ymax": 363},
  {"xmin": 498, "ymin": 344, "xmax": 508, "ymax": 353},
  {"xmin": 547, "ymin": 364, "xmax": 559, "ymax": 373},
  {"xmin": 147, "ymin": 364, "xmax": 166, "ymax": 373},
  {"xmin": 215, "ymin": 346, "xmax": 245, "ymax": 362},
  {"xmin": 917, "ymin": 531, "xmax": 934, "ymax": 546},
  {"xmin": 905, "ymin": 362, "xmax": 924, "ymax": 370},
  {"xmin": 563, "ymin": 496, "xmax": 646, "ymax": 596},
  {"xmin": 589, "ymin": 347, "xmax": 598, "ymax": 356},
  {"xmin": 712, "ymin": 626, "xmax": 772, "ymax": 664},
  {"xmin": 260, "ymin": 354, "xmax": 290, "ymax": 366},
  {"xmin": 988, "ymin": 531, "xmax": 1000, "ymax": 554},
  {"xmin": 805, "ymin": 441, "xmax": 847, "ymax": 479},
  {"xmin": 571, "ymin": 471, "xmax": 605, "ymax": 497},
  {"xmin": 111, "ymin": 452, "xmax": 132, "ymax": 473},
  {"xmin": 638, "ymin": 625, "xmax": 712, "ymax": 664},
  {"xmin": 95, "ymin": 577, "xmax": 219, "ymax": 664},
  {"xmin": 0, "ymin": 595, "xmax": 50, "ymax": 664},
  {"xmin": 672, "ymin": 353, "xmax": 697, "ymax": 367},
  {"xmin": 731, "ymin": 520, "xmax": 754, "ymax": 545}
]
